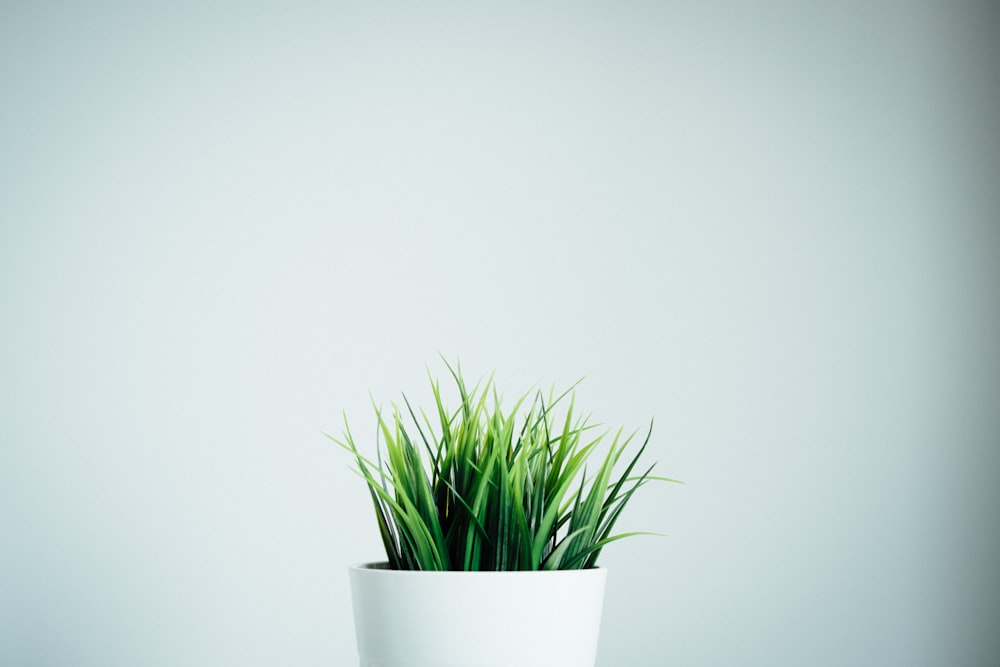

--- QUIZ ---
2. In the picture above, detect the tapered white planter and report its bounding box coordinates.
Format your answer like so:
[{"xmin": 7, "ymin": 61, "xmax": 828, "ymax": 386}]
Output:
[{"xmin": 349, "ymin": 563, "xmax": 607, "ymax": 667}]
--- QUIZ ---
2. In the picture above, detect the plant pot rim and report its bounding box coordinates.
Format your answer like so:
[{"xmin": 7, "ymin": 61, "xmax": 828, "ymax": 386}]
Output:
[{"xmin": 350, "ymin": 561, "xmax": 606, "ymax": 576}]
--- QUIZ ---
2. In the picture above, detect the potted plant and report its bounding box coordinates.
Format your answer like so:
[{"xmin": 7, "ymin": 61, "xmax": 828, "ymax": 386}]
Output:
[{"xmin": 329, "ymin": 362, "xmax": 672, "ymax": 667}]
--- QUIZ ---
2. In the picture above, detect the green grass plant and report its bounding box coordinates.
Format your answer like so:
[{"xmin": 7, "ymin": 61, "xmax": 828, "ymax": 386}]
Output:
[{"xmin": 329, "ymin": 361, "xmax": 675, "ymax": 571}]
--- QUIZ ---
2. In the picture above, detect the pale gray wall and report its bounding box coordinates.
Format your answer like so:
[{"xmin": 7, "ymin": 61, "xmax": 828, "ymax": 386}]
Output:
[{"xmin": 2, "ymin": 1, "xmax": 998, "ymax": 666}]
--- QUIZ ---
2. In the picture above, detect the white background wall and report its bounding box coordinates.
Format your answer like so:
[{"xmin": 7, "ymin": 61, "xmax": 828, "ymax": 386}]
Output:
[{"xmin": 2, "ymin": 1, "xmax": 998, "ymax": 665}]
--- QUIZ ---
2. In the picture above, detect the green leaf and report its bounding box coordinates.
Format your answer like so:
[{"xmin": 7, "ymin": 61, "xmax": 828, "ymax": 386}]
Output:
[{"xmin": 330, "ymin": 361, "xmax": 677, "ymax": 570}]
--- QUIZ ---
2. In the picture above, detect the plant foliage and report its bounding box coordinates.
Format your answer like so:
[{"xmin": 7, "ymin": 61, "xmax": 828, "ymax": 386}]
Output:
[{"xmin": 328, "ymin": 362, "xmax": 675, "ymax": 571}]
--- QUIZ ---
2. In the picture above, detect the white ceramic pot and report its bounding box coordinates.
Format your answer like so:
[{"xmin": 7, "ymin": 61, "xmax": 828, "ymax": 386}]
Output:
[{"xmin": 349, "ymin": 562, "xmax": 607, "ymax": 667}]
